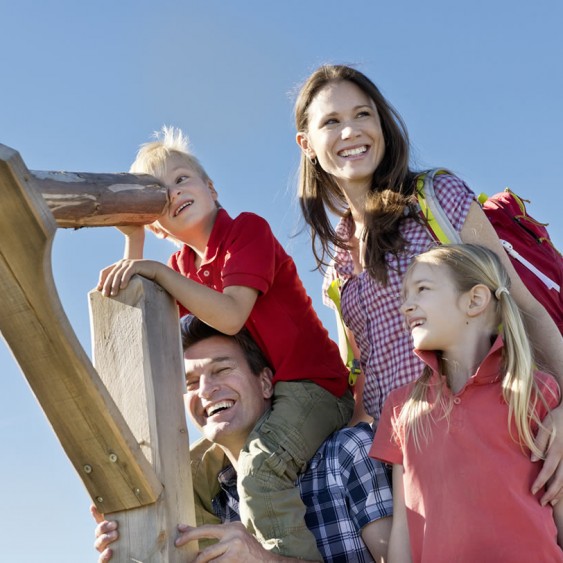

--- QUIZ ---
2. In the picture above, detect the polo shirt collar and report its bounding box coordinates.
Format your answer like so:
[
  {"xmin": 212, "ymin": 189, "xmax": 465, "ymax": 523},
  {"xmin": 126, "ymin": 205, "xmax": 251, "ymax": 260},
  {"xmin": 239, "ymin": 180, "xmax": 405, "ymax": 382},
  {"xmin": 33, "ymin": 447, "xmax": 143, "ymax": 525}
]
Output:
[
  {"xmin": 200, "ymin": 208, "xmax": 232, "ymax": 265},
  {"xmin": 414, "ymin": 335, "xmax": 504, "ymax": 387}
]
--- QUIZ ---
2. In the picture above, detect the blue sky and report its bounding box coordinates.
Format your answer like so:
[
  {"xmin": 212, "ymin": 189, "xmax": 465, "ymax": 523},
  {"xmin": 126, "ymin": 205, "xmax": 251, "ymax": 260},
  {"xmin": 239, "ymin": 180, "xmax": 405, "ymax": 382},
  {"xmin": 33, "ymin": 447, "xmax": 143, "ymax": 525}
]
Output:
[{"xmin": 1, "ymin": 1, "xmax": 562, "ymax": 560}]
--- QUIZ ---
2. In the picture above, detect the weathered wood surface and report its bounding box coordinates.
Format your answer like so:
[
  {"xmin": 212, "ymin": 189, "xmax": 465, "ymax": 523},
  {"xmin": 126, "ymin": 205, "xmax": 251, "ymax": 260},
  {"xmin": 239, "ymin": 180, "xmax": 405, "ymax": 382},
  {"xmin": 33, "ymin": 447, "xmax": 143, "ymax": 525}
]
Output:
[
  {"xmin": 0, "ymin": 144, "xmax": 163, "ymax": 512},
  {"xmin": 90, "ymin": 278, "xmax": 197, "ymax": 562},
  {"xmin": 31, "ymin": 168, "xmax": 168, "ymax": 227}
]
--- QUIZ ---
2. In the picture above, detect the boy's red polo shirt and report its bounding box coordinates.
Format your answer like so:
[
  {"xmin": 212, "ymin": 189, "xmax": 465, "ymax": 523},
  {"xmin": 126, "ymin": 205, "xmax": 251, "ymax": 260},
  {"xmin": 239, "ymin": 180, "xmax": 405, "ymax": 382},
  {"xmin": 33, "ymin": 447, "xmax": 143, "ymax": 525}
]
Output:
[{"xmin": 169, "ymin": 209, "xmax": 349, "ymax": 397}]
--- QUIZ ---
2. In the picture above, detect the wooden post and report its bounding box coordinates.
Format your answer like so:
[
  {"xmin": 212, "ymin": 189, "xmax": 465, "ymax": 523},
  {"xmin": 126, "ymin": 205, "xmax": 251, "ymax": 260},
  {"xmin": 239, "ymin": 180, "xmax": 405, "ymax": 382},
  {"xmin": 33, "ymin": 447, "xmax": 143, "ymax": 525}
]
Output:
[{"xmin": 90, "ymin": 277, "xmax": 197, "ymax": 562}]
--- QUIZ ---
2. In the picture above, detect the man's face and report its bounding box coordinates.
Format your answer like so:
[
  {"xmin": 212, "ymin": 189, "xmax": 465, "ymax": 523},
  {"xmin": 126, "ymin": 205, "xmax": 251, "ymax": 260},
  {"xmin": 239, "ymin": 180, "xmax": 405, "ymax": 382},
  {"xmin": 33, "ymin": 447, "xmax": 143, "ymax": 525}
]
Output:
[{"xmin": 184, "ymin": 335, "xmax": 273, "ymax": 453}]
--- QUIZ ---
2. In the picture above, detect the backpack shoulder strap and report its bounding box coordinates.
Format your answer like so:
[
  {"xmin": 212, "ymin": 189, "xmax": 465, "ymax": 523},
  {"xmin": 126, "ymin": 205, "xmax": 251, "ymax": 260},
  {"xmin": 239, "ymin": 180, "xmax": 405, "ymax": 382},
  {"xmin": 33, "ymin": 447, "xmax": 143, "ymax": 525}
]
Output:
[
  {"xmin": 416, "ymin": 168, "xmax": 462, "ymax": 244},
  {"xmin": 326, "ymin": 278, "xmax": 360, "ymax": 386}
]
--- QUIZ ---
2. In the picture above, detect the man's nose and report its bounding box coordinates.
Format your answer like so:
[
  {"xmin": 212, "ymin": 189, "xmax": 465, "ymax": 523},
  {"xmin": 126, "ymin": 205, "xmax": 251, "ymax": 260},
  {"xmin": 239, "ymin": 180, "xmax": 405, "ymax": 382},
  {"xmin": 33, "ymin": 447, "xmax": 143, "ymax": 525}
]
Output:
[{"xmin": 198, "ymin": 374, "xmax": 219, "ymax": 399}]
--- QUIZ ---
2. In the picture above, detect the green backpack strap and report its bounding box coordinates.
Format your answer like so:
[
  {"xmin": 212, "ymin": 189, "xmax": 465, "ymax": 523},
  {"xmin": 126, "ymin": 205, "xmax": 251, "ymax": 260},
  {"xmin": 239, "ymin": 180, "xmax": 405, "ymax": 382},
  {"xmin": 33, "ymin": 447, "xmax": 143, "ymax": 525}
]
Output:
[
  {"xmin": 327, "ymin": 278, "xmax": 360, "ymax": 386},
  {"xmin": 416, "ymin": 168, "xmax": 462, "ymax": 244}
]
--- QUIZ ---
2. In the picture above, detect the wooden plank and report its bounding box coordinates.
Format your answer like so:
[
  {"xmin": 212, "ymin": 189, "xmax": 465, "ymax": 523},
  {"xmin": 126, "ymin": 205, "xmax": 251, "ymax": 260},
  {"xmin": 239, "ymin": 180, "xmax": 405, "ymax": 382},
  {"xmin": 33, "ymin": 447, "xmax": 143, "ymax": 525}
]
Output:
[
  {"xmin": 90, "ymin": 277, "xmax": 197, "ymax": 562},
  {"xmin": 30, "ymin": 168, "xmax": 168, "ymax": 228},
  {"xmin": 0, "ymin": 144, "xmax": 162, "ymax": 513}
]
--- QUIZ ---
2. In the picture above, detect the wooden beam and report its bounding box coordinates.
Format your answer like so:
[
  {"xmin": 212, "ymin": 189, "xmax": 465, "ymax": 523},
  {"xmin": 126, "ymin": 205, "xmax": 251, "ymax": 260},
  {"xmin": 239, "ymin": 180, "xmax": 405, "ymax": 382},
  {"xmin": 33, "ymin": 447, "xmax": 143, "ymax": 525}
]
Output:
[
  {"xmin": 90, "ymin": 277, "xmax": 197, "ymax": 561},
  {"xmin": 0, "ymin": 144, "xmax": 162, "ymax": 513},
  {"xmin": 30, "ymin": 168, "xmax": 168, "ymax": 228}
]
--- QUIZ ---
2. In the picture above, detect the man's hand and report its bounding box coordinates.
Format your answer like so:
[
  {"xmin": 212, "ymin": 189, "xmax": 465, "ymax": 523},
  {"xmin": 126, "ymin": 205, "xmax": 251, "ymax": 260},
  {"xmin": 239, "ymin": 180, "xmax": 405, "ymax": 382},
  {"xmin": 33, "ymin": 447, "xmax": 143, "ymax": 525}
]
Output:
[
  {"xmin": 91, "ymin": 505, "xmax": 118, "ymax": 563},
  {"xmin": 176, "ymin": 522, "xmax": 294, "ymax": 562},
  {"xmin": 532, "ymin": 403, "xmax": 563, "ymax": 506}
]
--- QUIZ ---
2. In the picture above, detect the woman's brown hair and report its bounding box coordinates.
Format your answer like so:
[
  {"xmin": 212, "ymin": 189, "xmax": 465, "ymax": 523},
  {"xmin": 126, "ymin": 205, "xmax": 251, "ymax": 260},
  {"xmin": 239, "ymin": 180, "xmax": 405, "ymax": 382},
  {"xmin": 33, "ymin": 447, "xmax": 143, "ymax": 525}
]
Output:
[{"xmin": 295, "ymin": 64, "xmax": 418, "ymax": 284}]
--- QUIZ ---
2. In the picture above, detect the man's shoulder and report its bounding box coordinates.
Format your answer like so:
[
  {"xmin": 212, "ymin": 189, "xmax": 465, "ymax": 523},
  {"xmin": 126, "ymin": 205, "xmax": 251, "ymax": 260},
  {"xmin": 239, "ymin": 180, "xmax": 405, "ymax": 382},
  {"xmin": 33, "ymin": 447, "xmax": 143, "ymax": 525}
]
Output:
[{"xmin": 318, "ymin": 422, "xmax": 374, "ymax": 458}]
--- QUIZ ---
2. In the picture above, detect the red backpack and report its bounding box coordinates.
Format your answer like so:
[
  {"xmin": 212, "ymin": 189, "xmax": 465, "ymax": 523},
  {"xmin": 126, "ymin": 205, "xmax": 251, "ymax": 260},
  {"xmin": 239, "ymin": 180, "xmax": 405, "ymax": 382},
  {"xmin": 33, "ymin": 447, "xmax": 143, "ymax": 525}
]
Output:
[{"xmin": 416, "ymin": 169, "xmax": 563, "ymax": 334}]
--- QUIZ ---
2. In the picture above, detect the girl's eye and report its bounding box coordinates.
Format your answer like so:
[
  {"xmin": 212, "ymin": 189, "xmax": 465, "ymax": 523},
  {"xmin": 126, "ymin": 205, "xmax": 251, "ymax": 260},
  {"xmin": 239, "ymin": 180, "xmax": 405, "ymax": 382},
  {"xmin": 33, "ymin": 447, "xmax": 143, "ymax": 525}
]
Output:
[
  {"xmin": 176, "ymin": 175, "xmax": 189, "ymax": 184},
  {"xmin": 357, "ymin": 110, "xmax": 370, "ymax": 118}
]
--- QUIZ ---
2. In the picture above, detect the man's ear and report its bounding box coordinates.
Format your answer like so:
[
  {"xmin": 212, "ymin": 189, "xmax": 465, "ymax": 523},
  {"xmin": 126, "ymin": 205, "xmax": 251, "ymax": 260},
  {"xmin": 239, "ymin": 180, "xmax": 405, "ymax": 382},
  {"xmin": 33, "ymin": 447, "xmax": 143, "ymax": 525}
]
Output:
[
  {"xmin": 296, "ymin": 132, "xmax": 316, "ymax": 160},
  {"xmin": 259, "ymin": 367, "xmax": 274, "ymax": 400},
  {"xmin": 466, "ymin": 284, "xmax": 492, "ymax": 318}
]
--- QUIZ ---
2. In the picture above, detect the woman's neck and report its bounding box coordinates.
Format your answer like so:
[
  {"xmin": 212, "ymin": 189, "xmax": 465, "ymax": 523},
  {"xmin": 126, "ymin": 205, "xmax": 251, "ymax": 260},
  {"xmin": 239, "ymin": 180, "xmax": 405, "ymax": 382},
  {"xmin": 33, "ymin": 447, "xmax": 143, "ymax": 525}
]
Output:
[{"xmin": 338, "ymin": 178, "xmax": 370, "ymax": 224}]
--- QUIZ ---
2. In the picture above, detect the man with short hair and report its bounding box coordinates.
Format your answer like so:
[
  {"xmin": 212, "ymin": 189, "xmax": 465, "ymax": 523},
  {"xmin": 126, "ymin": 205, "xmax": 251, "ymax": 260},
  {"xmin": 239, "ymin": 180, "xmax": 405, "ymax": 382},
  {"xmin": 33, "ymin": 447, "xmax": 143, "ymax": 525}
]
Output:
[{"xmin": 95, "ymin": 317, "xmax": 392, "ymax": 562}]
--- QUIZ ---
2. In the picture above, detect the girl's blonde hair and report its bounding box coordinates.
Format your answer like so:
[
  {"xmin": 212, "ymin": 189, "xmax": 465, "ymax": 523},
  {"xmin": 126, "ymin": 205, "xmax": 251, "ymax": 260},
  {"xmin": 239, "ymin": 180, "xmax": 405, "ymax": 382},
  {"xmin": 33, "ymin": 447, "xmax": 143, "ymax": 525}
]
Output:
[
  {"xmin": 397, "ymin": 244, "xmax": 554, "ymax": 458},
  {"xmin": 130, "ymin": 126, "xmax": 213, "ymax": 244}
]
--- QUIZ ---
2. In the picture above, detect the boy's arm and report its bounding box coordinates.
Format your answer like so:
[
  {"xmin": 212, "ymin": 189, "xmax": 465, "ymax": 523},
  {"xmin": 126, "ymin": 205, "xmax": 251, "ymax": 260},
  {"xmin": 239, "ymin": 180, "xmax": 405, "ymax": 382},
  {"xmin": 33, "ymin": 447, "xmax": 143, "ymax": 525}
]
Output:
[
  {"xmin": 119, "ymin": 226, "xmax": 145, "ymax": 259},
  {"xmin": 388, "ymin": 464, "xmax": 412, "ymax": 563},
  {"xmin": 97, "ymin": 259, "xmax": 258, "ymax": 335}
]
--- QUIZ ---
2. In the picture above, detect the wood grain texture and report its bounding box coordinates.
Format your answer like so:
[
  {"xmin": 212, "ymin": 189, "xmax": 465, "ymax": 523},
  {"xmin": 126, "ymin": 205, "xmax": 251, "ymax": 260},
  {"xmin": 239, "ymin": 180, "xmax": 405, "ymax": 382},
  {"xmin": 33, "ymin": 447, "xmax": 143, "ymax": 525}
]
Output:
[
  {"xmin": 0, "ymin": 145, "xmax": 162, "ymax": 512},
  {"xmin": 90, "ymin": 277, "xmax": 197, "ymax": 561},
  {"xmin": 31, "ymin": 169, "xmax": 168, "ymax": 227}
]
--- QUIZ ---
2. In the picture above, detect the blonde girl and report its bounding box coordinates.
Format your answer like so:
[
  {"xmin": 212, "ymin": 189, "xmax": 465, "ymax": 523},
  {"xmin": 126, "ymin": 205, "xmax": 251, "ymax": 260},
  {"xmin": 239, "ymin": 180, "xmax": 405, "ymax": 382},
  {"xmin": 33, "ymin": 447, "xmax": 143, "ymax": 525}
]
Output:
[{"xmin": 371, "ymin": 244, "xmax": 563, "ymax": 562}]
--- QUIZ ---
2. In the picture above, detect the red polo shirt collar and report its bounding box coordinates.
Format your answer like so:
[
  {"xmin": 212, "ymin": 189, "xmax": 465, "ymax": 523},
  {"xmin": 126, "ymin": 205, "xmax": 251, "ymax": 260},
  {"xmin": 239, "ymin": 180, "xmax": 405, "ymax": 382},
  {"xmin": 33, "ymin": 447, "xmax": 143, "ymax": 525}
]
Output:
[
  {"xmin": 200, "ymin": 208, "xmax": 231, "ymax": 265},
  {"xmin": 414, "ymin": 335, "xmax": 504, "ymax": 388}
]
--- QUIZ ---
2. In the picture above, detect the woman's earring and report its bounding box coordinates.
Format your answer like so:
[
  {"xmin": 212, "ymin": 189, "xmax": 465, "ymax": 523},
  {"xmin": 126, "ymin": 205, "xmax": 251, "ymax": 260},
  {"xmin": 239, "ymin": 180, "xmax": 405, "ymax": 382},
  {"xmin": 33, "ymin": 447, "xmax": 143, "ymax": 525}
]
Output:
[{"xmin": 308, "ymin": 154, "xmax": 317, "ymax": 166}]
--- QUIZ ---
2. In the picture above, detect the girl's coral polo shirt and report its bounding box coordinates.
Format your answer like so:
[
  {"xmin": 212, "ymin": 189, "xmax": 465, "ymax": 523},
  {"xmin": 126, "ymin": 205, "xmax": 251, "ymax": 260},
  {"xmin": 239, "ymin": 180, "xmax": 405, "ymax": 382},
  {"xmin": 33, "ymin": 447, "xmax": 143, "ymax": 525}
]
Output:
[{"xmin": 371, "ymin": 337, "xmax": 562, "ymax": 562}]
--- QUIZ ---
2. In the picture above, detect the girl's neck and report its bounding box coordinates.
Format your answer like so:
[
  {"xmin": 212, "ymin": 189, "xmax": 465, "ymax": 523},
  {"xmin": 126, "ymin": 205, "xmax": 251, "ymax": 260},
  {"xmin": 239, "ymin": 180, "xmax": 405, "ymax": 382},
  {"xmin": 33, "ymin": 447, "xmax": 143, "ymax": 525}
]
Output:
[{"xmin": 441, "ymin": 335, "xmax": 493, "ymax": 393}]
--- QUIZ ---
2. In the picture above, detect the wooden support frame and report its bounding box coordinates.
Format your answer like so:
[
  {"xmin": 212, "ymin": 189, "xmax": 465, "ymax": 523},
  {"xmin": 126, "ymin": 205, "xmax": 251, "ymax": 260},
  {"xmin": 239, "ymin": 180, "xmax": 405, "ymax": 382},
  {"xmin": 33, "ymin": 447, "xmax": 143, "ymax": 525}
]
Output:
[{"xmin": 0, "ymin": 144, "xmax": 197, "ymax": 560}]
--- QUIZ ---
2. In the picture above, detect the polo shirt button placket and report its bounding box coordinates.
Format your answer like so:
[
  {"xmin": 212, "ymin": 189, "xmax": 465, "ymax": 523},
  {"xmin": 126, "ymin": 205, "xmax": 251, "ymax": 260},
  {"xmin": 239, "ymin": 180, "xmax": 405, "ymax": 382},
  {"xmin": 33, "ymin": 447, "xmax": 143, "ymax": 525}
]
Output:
[{"xmin": 450, "ymin": 397, "xmax": 463, "ymax": 432}]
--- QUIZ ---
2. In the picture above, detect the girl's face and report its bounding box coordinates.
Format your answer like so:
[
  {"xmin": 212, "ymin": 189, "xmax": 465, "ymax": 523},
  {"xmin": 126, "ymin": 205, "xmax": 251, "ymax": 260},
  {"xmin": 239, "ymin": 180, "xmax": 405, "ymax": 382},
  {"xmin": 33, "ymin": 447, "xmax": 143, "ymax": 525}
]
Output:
[
  {"xmin": 401, "ymin": 261, "xmax": 469, "ymax": 352},
  {"xmin": 296, "ymin": 80, "xmax": 385, "ymax": 196}
]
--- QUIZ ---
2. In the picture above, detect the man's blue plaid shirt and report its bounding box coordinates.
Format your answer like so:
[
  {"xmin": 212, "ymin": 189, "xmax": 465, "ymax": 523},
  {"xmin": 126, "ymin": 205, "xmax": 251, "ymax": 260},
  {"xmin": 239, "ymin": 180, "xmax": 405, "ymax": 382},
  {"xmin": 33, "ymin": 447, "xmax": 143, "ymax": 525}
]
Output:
[{"xmin": 212, "ymin": 422, "xmax": 392, "ymax": 562}]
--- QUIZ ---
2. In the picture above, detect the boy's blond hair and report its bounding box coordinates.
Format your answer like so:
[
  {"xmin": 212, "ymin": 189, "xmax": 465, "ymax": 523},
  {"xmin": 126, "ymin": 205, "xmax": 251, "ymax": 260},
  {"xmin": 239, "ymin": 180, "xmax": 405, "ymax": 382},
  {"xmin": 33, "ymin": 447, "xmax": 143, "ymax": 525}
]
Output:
[{"xmin": 131, "ymin": 126, "xmax": 213, "ymax": 244}]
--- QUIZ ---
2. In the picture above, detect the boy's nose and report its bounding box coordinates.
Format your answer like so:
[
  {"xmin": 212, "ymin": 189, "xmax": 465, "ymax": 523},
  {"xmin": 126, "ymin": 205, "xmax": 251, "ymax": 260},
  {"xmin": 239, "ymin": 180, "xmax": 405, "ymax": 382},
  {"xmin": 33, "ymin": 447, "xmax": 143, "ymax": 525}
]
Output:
[{"xmin": 168, "ymin": 187, "xmax": 182, "ymax": 199}]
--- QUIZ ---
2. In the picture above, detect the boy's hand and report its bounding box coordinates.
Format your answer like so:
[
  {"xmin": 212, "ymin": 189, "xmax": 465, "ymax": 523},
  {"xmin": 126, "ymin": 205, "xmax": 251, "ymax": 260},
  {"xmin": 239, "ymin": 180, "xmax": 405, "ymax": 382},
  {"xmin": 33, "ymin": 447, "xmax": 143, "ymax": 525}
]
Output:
[
  {"xmin": 117, "ymin": 225, "xmax": 145, "ymax": 238},
  {"xmin": 91, "ymin": 505, "xmax": 118, "ymax": 562},
  {"xmin": 97, "ymin": 258, "xmax": 161, "ymax": 297}
]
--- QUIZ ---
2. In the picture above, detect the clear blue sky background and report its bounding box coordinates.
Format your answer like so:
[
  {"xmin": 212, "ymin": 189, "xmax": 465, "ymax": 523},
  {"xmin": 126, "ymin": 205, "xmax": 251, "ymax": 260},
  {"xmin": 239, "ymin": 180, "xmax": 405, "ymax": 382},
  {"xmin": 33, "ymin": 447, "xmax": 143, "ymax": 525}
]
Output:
[{"xmin": 1, "ymin": 1, "xmax": 562, "ymax": 560}]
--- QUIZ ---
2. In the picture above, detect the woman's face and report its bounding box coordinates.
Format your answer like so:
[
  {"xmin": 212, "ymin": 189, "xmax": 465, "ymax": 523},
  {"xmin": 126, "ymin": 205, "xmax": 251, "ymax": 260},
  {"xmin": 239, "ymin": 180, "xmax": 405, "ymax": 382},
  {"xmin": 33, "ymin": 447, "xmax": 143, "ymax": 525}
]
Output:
[{"xmin": 297, "ymin": 80, "xmax": 385, "ymax": 195}]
